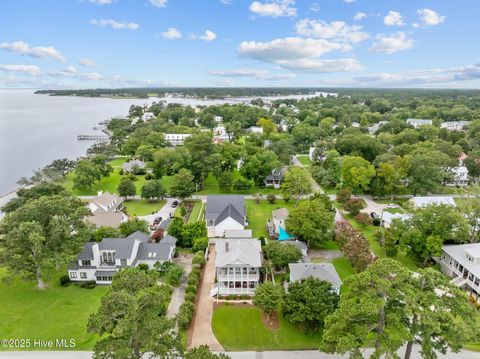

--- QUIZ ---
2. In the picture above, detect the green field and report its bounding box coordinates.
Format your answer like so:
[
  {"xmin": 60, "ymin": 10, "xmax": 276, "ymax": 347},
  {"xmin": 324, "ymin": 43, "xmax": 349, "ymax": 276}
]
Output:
[
  {"xmin": 123, "ymin": 199, "xmax": 166, "ymax": 216},
  {"xmin": 187, "ymin": 200, "xmax": 204, "ymax": 223},
  {"xmin": 245, "ymin": 199, "xmax": 297, "ymax": 238},
  {"xmin": 0, "ymin": 269, "xmax": 107, "ymax": 351},
  {"xmin": 199, "ymin": 170, "xmax": 281, "ymax": 195},
  {"xmin": 212, "ymin": 305, "xmax": 323, "ymax": 351},
  {"xmin": 331, "ymin": 257, "xmax": 356, "ymax": 280},
  {"xmin": 296, "ymin": 155, "xmax": 312, "ymax": 167}
]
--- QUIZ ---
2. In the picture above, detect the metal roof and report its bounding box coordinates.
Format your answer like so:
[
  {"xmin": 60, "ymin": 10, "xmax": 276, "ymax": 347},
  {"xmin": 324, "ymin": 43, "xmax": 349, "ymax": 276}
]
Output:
[
  {"xmin": 215, "ymin": 238, "xmax": 262, "ymax": 267},
  {"xmin": 289, "ymin": 263, "xmax": 342, "ymax": 288}
]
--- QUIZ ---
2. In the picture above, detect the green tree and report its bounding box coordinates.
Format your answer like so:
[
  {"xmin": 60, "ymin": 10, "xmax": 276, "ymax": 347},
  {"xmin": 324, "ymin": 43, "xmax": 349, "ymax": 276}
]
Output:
[
  {"xmin": 1, "ymin": 182, "xmax": 66, "ymax": 213},
  {"xmin": 73, "ymin": 159, "xmax": 102, "ymax": 189},
  {"xmin": 264, "ymin": 241, "xmax": 302, "ymax": 271},
  {"xmin": 281, "ymin": 167, "xmax": 312, "ymax": 205},
  {"xmin": 119, "ymin": 218, "xmax": 149, "ymax": 237},
  {"xmin": 341, "ymin": 156, "xmax": 376, "ymax": 193},
  {"xmin": 117, "ymin": 177, "xmax": 136, "ymax": 198},
  {"xmin": 135, "ymin": 144, "xmax": 155, "ymax": 162},
  {"xmin": 170, "ymin": 169, "xmax": 195, "ymax": 201},
  {"xmin": 184, "ymin": 346, "xmax": 231, "ymax": 359},
  {"xmin": 0, "ymin": 194, "xmax": 90, "ymax": 289},
  {"xmin": 181, "ymin": 221, "xmax": 207, "ymax": 248},
  {"xmin": 283, "ymin": 277, "xmax": 339, "ymax": 332},
  {"xmin": 141, "ymin": 180, "xmax": 166, "ymax": 201},
  {"xmin": 240, "ymin": 149, "xmax": 280, "ymax": 186},
  {"xmin": 87, "ymin": 268, "xmax": 180, "ymax": 359},
  {"xmin": 253, "ymin": 282, "xmax": 283, "ymax": 320},
  {"xmin": 257, "ymin": 117, "xmax": 276, "ymax": 134},
  {"xmin": 217, "ymin": 171, "xmax": 233, "ymax": 191},
  {"xmin": 46, "ymin": 158, "xmax": 76, "ymax": 177}
]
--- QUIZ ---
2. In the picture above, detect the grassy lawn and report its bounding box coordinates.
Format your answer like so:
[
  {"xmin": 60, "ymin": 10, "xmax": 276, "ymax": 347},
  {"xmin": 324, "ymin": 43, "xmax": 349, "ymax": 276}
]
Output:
[
  {"xmin": 123, "ymin": 199, "xmax": 166, "ymax": 216},
  {"xmin": 245, "ymin": 199, "xmax": 298, "ymax": 238},
  {"xmin": 332, "ymin": 257, "xmax": 355, "ymax": 280},
  {"xmin": 212, "ymin": 305, "xmax": 323, "ymax": 351},
  {"xmin": 296, "ymin": 155, "xmax": 312, "ymax": 168},
  {"xmin": 187, "ymin": 200, "xmax": 203, "ymax": 223},
  {"xmin": 199, "ymin": 171, "xmax": 281, "ymax": 195},
  {"xmin": 0, "ymin": 268, "xmax": 107, "ymax": 351}
]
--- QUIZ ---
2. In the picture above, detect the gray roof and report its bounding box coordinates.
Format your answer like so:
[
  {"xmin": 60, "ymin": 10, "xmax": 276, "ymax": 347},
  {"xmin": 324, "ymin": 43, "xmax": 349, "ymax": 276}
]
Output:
[
  {"xmin": 122, "ymin": 160, "xmax": 145, "ymax": 171},
  {"xmin": 206, "ymin": 195, "xmax": 245, "ymax": 224},
  {"xmin": 77, "ymin": 242, "xmax": 96, "ymax": 260},
  {"xmin": 99, "ymin": 238, "xmax": 138, "ymax": 259},
  {"xmin": 289, "ymin": 263, "xmax": 342, "ymax": 288},
  {"xmin": 87, "ymin": 212, "xmax": 126, "ymax": 228},
  {"xmin": 443, "ymin": 244, "xmax": 480, "ymax": 278},
  {"xmin": 409, "ymin": 196, "xmax": 456, "ymax": 208},
  {"xmin": 127, "ymin": 230, "xmax": 150, "ymax": 243},
  {"xmin": 224, "ymin": 229, "xmax": 253, "ymax": 238},
  {"xmin": 215, "ymin": 238, "xmax": 262, "ymax": 267},
  {"xmin": 92, "ymin": 192, "xmax": 123, "ymax": 212},
  {"xmin": 94, "ymin": 270, "xmax": 117, "ymax": 277},
  {"xmin": 265, "ymin": 167, "xmax": 287, "ymax": 181},
  {"xmin": 159, "ymin": 234, "xmax": 177, "ymax": 245},
  {"xmin": 136, "ymin": 243, "xmax": 173, "ymax": 261},
  {"xmin": 159, "ymin": 218, "xmax": 172, "ymax": 229}
]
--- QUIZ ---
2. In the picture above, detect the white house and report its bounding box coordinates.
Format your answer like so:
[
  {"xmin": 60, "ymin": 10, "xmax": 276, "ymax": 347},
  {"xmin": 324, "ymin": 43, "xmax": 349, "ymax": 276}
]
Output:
[
  {"xmin": 164, "ymin": 133, "xmax": 192, "ymax": 146},
  {"xmin": 68, "ymin": 231, "xmax": 176, "ymax": 284},
  {"xmin": 406, "ymin": 118, "xmax": 433, "ymax": 128},
  {"xmin": 122, "ymin": 159, "xmax": 145, "ymax": 173},
  {"xmin": 440, "ymin": 121, "xmax": 471, "ymax": 131},
  {"xmin": 380, "ymin": 211, "xmax": 411, "ymax": 228},
  {"xmin": 214, "ymin": 237, "xmax": 262, "ymax": 296},
  {"xmin": 247, "ymin": 126, "xmax": 263, "ymax": 134},
  {"xmin": 205, "ymin": 195, "xmax": 247, "ymax": 237},
  {"xmin": 445, "ymin": 166, "xmax": 469, "ymax": 187},
  {"xmin": 264, "ymin": 167, "xmax": 287, "ymax": 188},
  {"xmin": 367, "ymin": 121, "xmax": 388, "ymax": 135},
  {"xmin": 409, "ymin": 196, "xmax": 457, "ymax": 208},
  {"xmin": 287, "ymin": 263, "xmax": 342, "ymax": 295},
  {"xmin": 272, "ymin": 208, "xmax": 288, "ymax": 235},
  {"xmin": 87, "ymin": 191, "xmax": 128, "ymax": 229},
  {"xmin": 440, "ymin": 243, "xmax": 480, "ymax": 302},
  {"xmin": 213, "ymin": 126, "xmax": 229, "ymax": 143}
]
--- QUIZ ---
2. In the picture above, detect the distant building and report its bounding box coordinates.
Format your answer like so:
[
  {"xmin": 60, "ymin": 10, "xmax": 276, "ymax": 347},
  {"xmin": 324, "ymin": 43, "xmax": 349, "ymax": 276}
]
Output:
[
  {"xmin": 214, "ymin": 237, "xmax": 262, "ymax": 296},
  {"xmin": 122, "ymin": 159, "xmax": 145, "ymax": 173},
  {"xmin": 205, "ymin": 195, "xmax": 247, "ymax": 237},
  {"xmin": 247, "ymin": 126, "xmax": 264, "ymax": 134},
  {"xmin": 68, "ymin": 231, "xmax": 177, "ymax": 284},
  {"xmin": 213, "ymin": 126, "xmax": 229, "ymax": 143},
  {"xmin": 214, "ymin": 115, "xmax": 223, "ymax": 123},
  {"xmin": 406, "ymin": 118, "xmax": 433, "ymax": 128},
  {"xmin": 264, "ymin": 167, "xmax": 287, "ymax": 188},
  {"xmin": 440, "ymin": 121, "xmax": 471, "ymax": 131},
  {"xmin": 445, "ymin": 166, "xmax": 469, "ymax": 187},
  {"xmin": 380, "ymin": 211, "xmax": 411, "ymax": 228},
  {"xmin": 409, "ymin": 196, "xmax": 457, "ymax": 208},
  {"xmin": 164, "ymin": 133, "xmax": 192, "ymax": 146},
  {"xmin": 287, "ymin": 263, "xmax": 342, "ymax": 294},
  {"xmin": 87, "ymin": 191, "xmax": 127, "ymax": 229},
  {"xmin": 367, "ymin": 121, "xmax": 388, "ymax": 135}
]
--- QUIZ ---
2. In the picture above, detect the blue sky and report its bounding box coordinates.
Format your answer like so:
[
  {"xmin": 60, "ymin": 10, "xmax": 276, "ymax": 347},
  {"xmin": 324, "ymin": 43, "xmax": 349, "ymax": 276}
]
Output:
[{"xmin": 1, "ymin": 0, "xmax": 480, "ymax": 88}]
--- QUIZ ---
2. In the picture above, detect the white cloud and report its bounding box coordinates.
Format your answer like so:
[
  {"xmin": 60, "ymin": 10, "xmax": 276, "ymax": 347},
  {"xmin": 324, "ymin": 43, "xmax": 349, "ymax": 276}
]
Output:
[
  {"xmin": 295, "ymin": 19, "xmax": 369, "ymax": 43},
  {"xmin": 199, "ymin": 30, "xmax": 217, "ymax": 41},
  {"xmin": 208, "ymin": 68, "xmax": 296, "ymax": 80},
  {"xmin": 79, "ymin": 58, "xmax": 96, "ymax": 67},
  {"xmin": 344, "ymin": 0, "xmax": 355, "ymax": 3},
  {"xmin": 161, "ymin": 28, "xmax": 182, "ymax": 39},
  {"xmin": 90, "ymin": 19, "xmax": 139, "ymax": 30},
  {"xmin": 48, "ymin": 66, "xmax": 103, "ymax": 81},
  {"xmin": 310, "ymin": 3, "xmax": 319, "ymax": 12},
  {"xmin": 416, "ymin": 9, "xmax": 446, "ymax": 27},
  {"xmin": 149, "ymin": 0, "xmax": 167, "ymax": 8},
  {"xmin": 369, "ymin": 32, "xmax": 413, "ymax": 54},
  {"xmin": 0, "ymin": 64, "xmax": 41, "ymax": 75},
  {"xmin": 249, "ymin": 0, "xmax": 296, "ymax": 18},
  {"xmin": 0, "ymin": 41, "xmax": 66, "ymax": 62},
  {"xmin": 220, "ymin": 0, "xmax": 232, "ymax": 4},
  {"xmin": 354, "ymin": 12, "xmax": 367, "ymax": 21},
  {"xmin": 275, "ymin": 58, "xmax": 363, "ymax": 72},
  {"xmin": 384, "ymin": 11, "xmax": 404, "ymax": 26},
  {"xmin": 88, "ymin": 0, "xmax": 113, "ymax": 5}
]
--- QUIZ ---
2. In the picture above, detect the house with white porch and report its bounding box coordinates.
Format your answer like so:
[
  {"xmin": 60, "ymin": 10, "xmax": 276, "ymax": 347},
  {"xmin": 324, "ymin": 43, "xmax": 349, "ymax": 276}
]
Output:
[
  {"xmin": 205, "ymin": 195, "xmax": 247, "ymax": 237},
  {"xmin": 444, "ymin": 166, "xmax": 469, "ymax": 187},
  {"xmin": 440, "ymin": 243, "xmax": 480, "ymax": 302},
  {"xmin": 213, "ymin": 126, "xmax": 229, "ymax": 143},
  {"xmin": 86, "ymin": 191, "xmax": 128, "ymax": 229},
  {"xmin": 214, "ymin": 237, "xmax": 262, "ymax": 296},
  {"xmin": 440, "ymin": 121, "xmax": 471, "ymax": 131},
  {"xmin": 68, "ymin": 231, "xmax": 177, "ymax": 284},
  {"xmin": 164, "ymin": 133, "xmax": 192, "ymax": 146},
  {"xmin": 287, "ymin": 263, "xmax": 342, "ymax": 295},
  {"xmin": 264, "ymin": 167, "xmax": 287, "ymax": 188}
]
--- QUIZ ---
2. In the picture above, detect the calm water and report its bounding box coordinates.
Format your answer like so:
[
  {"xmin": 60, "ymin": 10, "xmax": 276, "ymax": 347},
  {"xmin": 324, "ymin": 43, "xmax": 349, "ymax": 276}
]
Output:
[{"xmin": 0, "ymin": 89, "xmax": 159, "ymax": 195}]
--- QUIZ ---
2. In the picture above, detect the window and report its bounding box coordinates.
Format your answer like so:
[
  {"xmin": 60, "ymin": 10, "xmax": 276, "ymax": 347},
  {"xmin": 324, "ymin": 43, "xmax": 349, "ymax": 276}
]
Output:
[
  {"xmin": 121, "ymin": 259, "xmax": 127, "ymax": 266},
  {"xmin": 249, "ymin": 281, "xmax": 256, "ymax": 288},
  {"xmin": 70, "ymin": 272, "xmax": 77, "ymax": 279},
  {"xmin": 208, "ymin": 220, "xmax": 214, "ymax": 226},
  {"xmin": 235, "ymin": 267, "xmax": 241, "ymax": 274},
  {"xmin": 80, "ymin": 272, "xmax": 87, "ymax": 279},
  {"xmin": 81, "ymin": 260, "xmax": 91, "ymax": 266}
]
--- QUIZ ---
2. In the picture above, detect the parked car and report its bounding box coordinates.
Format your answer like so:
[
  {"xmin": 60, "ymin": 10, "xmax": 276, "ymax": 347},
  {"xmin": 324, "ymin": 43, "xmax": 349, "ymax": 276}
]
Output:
[
  {"xmin": 171, "ymin": 200, "xmax": 179, "ymax": 208},
  {"xmin": 370, "ymin": 212, "xmax": 380, "ymax": 219},
  {"xmin": 386, "ymin": 203, "xmax": 400, "ymax": 209}
]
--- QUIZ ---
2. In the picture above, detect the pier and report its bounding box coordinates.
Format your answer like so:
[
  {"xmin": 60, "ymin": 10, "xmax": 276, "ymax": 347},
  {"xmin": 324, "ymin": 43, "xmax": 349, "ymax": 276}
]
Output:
[{"xmin": 77, "ymin": 134, "xmax": 109, "ymax": 141}]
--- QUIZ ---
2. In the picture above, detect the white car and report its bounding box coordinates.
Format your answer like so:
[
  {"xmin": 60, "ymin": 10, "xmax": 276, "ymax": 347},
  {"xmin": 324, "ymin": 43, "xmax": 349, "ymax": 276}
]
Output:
[{"xmin": 386, "ymin": 203, "xmax": 400, "ymax": 209}]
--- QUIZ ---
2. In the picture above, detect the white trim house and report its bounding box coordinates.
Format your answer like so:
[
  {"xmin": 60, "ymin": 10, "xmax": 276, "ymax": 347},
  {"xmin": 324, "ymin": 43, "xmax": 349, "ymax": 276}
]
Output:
[
  {"xmin": 165, "ymin": 133, "xmax": 192, "ymax": 146},
  {"xmin": 205, "ymin": 195, "xmax": 247, "ymax": 237},
  {"xmin": 287, "ymin": 263, "xmax": 342, "ymax": 295}
]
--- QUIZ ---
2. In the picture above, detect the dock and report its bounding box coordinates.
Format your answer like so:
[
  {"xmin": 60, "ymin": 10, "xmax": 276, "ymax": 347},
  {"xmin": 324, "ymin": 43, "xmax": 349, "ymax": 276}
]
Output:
[{"xmin": 77, "ymin": 134, "xmax": 109, "ymax": 141}]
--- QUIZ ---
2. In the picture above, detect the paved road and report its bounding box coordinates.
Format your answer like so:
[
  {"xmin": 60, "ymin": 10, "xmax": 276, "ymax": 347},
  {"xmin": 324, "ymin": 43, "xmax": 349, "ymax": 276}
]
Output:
[
  {"xmin": 291, "ymin": 155, "xmax": 323, "ymax": 193},
  {"xmin": 1, "ymin": 347, "xmax": 478, "ymax": 359},
  {"xmin": 166, "ymin": 253, "xmax": 193, "ymax": 319},
  {"xmin": 190, "ymin": 244, "xmax": 223, "ymax": 351}
]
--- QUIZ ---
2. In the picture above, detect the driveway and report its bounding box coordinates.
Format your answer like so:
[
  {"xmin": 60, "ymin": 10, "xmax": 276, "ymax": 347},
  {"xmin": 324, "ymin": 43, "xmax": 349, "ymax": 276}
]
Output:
[
  {"xmin": 166, "ymin": 253, "xmax": 193, "ymax": 319},
  {"xmin": 139, "ymin": 198, "xmax": 178, "ymax": 224},
  {"xmin": 190, "ymin": 244, "xmax": 223, "ymax": 351},
  {"xmin": 291, "ymin": 155, "xmax": 322, "ymax": 193}
]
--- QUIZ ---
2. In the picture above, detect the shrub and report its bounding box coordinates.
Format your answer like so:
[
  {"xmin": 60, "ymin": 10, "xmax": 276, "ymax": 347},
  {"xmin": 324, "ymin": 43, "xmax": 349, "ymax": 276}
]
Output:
[
  {"xmin": 187, "ymin": 276, "xmax": 199, "ymax": 287},
  {"xmin": 179, "ymin": 205, "xmax": 187, "ymax": 218},
  {"xmin": 137, "ymin": 263, "xmax": 149, "ymax": 272},
  {"xmin": 259, "ymin": 236, "xmax": 266, "ymax": 246},
  {"xmin": 119, "ymin": 169, "xmax": 124, "ymax": 175},
  {"xmin": 344, "ymin": 198, "xmax": 366, "ymax": 216},
  {"xmin": 185, "ymin": 292, "xmax": 196, "ymax": 303},
  {"xmin": 177, "ymin": 301, "xmax": 195, "ymax": 329},
  {"xmin": 185, "ymin": 284, "xmax": 197, "ymax": 296},
  {"xmin": 192, "ymin": 237, "xmax": 209, "ymax": 252},
  {"xmin": 372, "ymin": 217, "xmax": 381, "ymax": 226},
  {"xmin": 233, "ymin": 177, "xmax": 253, "ymax": 191},
  {"xmin": 145, "ymin": 172, "xmax": 154, "ymax": 180},
  {"xmin": 336, "ymin": 187, "xmax": 352, "ymax": 203},
  {"xmin": 59, "ymin": 275, "xmax": 71, "ymax": 287},
  {"xmin": 192, "ymin": 252, "xmax": 206, "ymax": 266},
  {"xmin": 355, "ymin": 212, "xmax": 373, "ymax": 227},
  {"xmin": 79, "ymin": 281, "xmax": 96, "ymax": 289},
  {"xmin": 267, "ymin": 194, "xmax": 277, "ymax": 204},
  {"xmin": 165, "ymin": 264, "xmax": 184, "ymax": 287}
]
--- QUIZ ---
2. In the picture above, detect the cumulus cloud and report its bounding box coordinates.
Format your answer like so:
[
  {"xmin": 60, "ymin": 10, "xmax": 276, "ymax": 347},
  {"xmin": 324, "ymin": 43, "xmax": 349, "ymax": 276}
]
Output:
[
  {"xmin": 149, "ymin": 0, "xmax": 167, "ymax": 8},
  {"xmin": 88, "ymin": 0, "xmax": 113, "ymax": 5},
  {"xmin": 90, "ymin": 19, "xmax": 139, "ymax": 30},
  {"xmin": 384, "ymin": 11, "xmax": 404, "ymax": 26},
  {"xmin": 354, "ymin": 12, "xmax": 367, "ymax": 21},
  {"xmin": 0, "ymin": 64, "xmax": 41, "ymax": 75},
  {"xmin": 249, "ymin": 0, "xmax": 296, "ymax": 18},
  {"xmin": 48, "ymin": 66, "xmax": 102, "ymax": 81},
  {"xmin": 344, "ymin": 0, "xmax": 355, "ymax": 3},
  {"xmin": 416, "ymin": 9, "xmax": 446, "ymax": 27},
  {"xmin": 199, "ymin": 30, "xmax": 217, "ymax": 41},
  {"xmin": 79, "ymin": 58, "xmax": 96, "ymax": 67},
  {"xmin": 295, "ymin": 19, "xmax": 369, "ymax": 43},
  {"xmin": 161, "ymin": 27, "xmax": 182, "ymax": 39},
  {"xmin": 274, "ymin": 58, "xmax": 363, "ymax": 72},
  {"xmin": 208, "ymin": 68, "xmax": 296, "ymax": 80},
  {"xmin": 369, "ymin": 32, "xmax": 413, "ymax": 54},
  {"xmin": 0, "ymin": 41, "xmax": 65, "ymax": 62}
]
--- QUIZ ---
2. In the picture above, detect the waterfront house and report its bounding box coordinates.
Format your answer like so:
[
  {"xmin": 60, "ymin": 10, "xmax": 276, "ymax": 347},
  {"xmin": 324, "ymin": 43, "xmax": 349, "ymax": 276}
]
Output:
[
  {"xmin": 122, "ymin": 159, "xmax": 145, "ymax": 173},
  {"xmin": 287, "ymin": 263, "xmax": 342, "ymax": 294},
  {"xmin": 68, "ymin": 231, "xmax": 177, "ymax": 284},
  {"xmin": 264, "ymin": 167, "xmax": 287, "ymax": 188},
  {"xmin": 165, "ymin": 133, "xmax": 192, "ymax": 146},
  {"xmin": 406, "ymin": 118, "xmax": 433, "ymax": 128},
  {"xmin": 205, "ymin": 195, "xmax": 247, "ymax": 237},
  {"xmin": 87, "ymin": 191, "xmax": 127, "ymax": 229},
  {"xmin": 440, "ymin": 243, "xmax": 480, "ymax": 303},
  {"xmin": 214, "ymin": 237, "xmax": 262, "ymax": 296}
]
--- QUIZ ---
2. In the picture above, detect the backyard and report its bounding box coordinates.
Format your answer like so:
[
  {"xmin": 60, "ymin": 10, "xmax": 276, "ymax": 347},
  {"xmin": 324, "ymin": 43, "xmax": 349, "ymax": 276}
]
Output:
[
  {"xmin": 296, "ymin": 155, "xmax": 312, "ymax": 168},
  {"xmin": 0, "ymin": 268, "xmax": 107, "ymax": 351},
  {"xmin": 245, "ymin": 199, "xmax": 298, "ymax": 238},
  {"xmin": 123, "ymin": 199, "xmax": 166, "ymax": 216},
  {"xmin": 212, "ymin": 305, "xmax": 323, "ymax": 351}
]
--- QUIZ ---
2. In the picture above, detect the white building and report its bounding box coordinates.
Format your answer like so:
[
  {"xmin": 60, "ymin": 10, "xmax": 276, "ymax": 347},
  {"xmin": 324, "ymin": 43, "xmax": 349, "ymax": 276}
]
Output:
[
  {"xmin": 205, "ymin": 195, "xmax": 247, "ymax": 237},
  {"xmin": 214, "ymin": 237, "xmax": 262, "ymax": 296},
  {"xmin": 440, "ymin": 243, "xmax": 480, "ymax": 302},
  {"xmin": 247, "ymin": 126, "xmax": 264, "ymax": 134},
  {"xmin": 68, "ymin": 231, "xmax": 176, "ymax": 284},
  {"xmin": 122, "ymin": 159, "xmax": 145, "ymax": 173},
  {"xmin": 445, "ymin": 166, "xmax": 469, "ymax": 187},
  {"xmin": 164, "ymin": 133, "xmax": 192, "ymax": 146},
  {"xmin": 87, "ymin": 191, "xmax": 128, "ymax": 229},
  {"xmin": 380, "ymin": 211, "xmax": 411, "ymax": 228},
  {"xmin": 406, "ymin": 118, "xmax": 433, "ymax": 128},
  {"xmin": 213, "ymin": 126, "xmax": 229, "ymax": 143},
  {"xmin": 367, "ymin": 121, "xmax": 388, "ymax": 135},
  {"xmin": 409, "ymin": 196, "xmax": 457, "ymax": 208},
  {"xmin": 440, "ymin": 121, "xmax": 471, "ymax": 131},
  {"xmin": 287, "ymin": 263, "xmax": 342, "ymax": 295}
]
